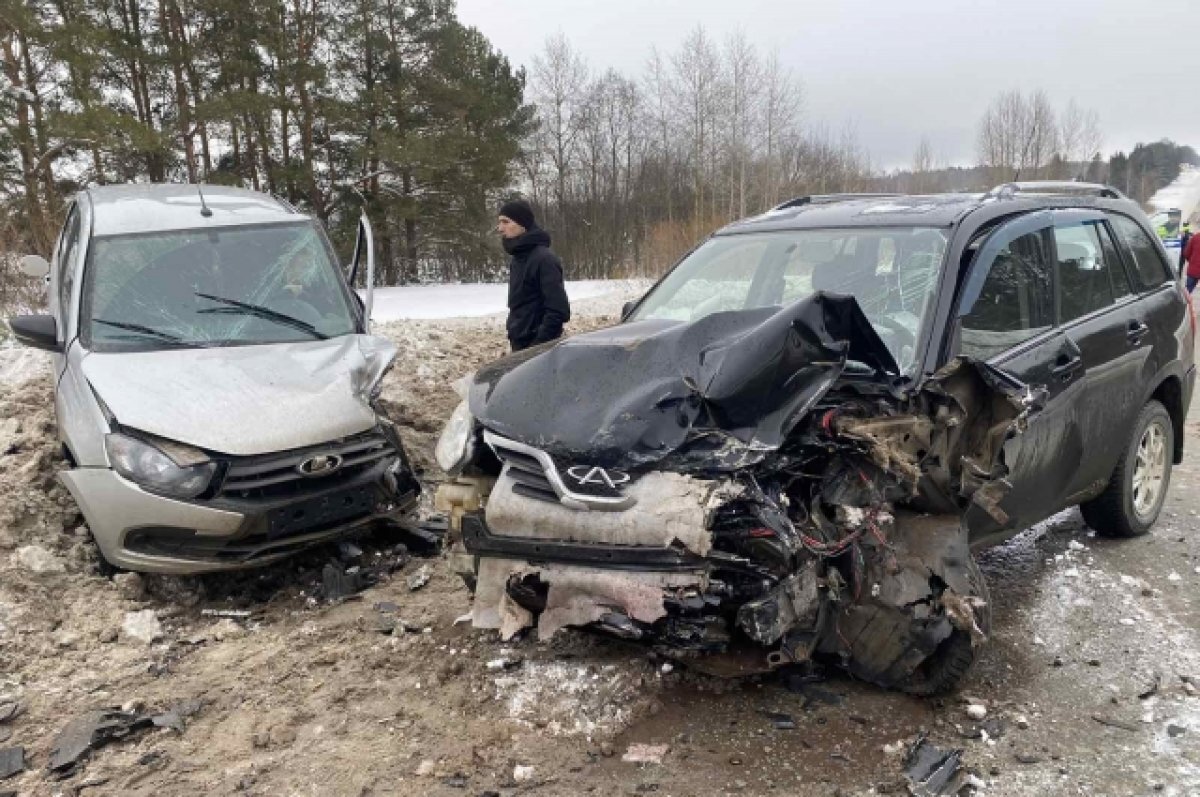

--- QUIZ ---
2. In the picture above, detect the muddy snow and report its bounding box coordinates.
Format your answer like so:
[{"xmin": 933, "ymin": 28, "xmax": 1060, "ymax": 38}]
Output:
[{"xmin": 0, "ymin": 286, "xmax": 1197, "ymax": 795}]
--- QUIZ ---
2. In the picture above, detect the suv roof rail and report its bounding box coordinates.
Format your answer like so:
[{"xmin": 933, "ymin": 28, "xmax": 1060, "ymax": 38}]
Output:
[
  {"xmin": 772, "ymin": 193, "xmax": 902, "ymax": 211},
  {"xmin": 984, "ymin": 181, "xmax": 1126, "ymax": 200}
]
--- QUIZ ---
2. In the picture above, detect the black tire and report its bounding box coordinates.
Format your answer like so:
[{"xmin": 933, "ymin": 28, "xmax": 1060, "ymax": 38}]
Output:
[
  {"xmin": 1080, "ymin": 400, "xmax": 1173, "ymax": 538},
  {"xmin": 899, "ymin": 556, "xmax": 992, "ymax": 697}
]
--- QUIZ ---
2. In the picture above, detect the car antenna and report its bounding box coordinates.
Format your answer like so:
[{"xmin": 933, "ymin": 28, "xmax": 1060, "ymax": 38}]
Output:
[{"xmin": 197, "ymin": 184, "xmax": 213, "ymax": 217}]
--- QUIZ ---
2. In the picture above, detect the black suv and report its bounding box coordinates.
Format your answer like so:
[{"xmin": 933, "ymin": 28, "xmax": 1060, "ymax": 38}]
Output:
[{"xmin": 434, "ymin": 182, "xmax": 1195, "ymax": 693}]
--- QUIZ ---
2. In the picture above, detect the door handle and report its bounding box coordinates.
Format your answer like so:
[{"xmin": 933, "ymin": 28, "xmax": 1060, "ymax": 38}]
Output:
[
  {"xmin": 1051, "ymin": 353, "xmax": 1082, "ymax": 379},
  {"xmin": 1127, "ymin": 320, "xmax": 1150, "ymax": 344}
]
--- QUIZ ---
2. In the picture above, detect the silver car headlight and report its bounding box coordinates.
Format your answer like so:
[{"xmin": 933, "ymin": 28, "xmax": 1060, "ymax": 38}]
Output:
[
  {"xmin": 435, "ymin": 400, "xmax": 476, "ymax": 475},
  {"xmin": 105, "ymin": 433, "xmax": 217, "ymax": 499}
]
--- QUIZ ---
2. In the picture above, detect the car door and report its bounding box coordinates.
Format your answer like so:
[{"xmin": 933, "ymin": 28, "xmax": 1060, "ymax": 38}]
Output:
[
  {"xmin": 346, "ymin": 213, "xmax": 377, "ymax": 332},
  {"xmin": 1107, "ymin": 212, "xmax": 1190, "ymax": 411},
  {"xmin": 954, "ymin": 212, "xmax": 1084, "ymax": 544},
  {"xmin": 49, "ymin": 202, "xmax": 82, "ymax": 378},
  {"xmin": 1050, "ymin": 210, "xmax": 1145, "ymax": 501}
]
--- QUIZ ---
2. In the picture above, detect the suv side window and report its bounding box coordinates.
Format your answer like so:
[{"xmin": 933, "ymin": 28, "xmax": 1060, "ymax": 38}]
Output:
[
  {"xmin": 1097, "ymin": 222, "xmax": 1134, "ymax": 299},
  {"xmin": 57, "ymin": 205, "xmax": 82, "ymax": 316},
  {"xmin": 1109, "ymin": 214, "xmax": 1171, "ymax": 291},
  {"xmin": 960, "ymin": 230, "xmax": 1054, "ymax": 361},
  {"xmin": 1054, "ymin": 221, "xmax": 1118, "ymax": 323}
]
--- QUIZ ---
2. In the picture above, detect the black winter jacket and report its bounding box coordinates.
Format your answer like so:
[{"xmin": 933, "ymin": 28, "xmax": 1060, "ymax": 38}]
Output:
[{"xmin": 504, "ymin": 227, "xmax": 570, "ymax": 350}]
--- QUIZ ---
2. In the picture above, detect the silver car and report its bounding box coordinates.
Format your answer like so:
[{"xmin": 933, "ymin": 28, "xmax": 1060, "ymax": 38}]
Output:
[{"xmin": 10, "ymin": 184, "xmax": 420, "ymax": 574}]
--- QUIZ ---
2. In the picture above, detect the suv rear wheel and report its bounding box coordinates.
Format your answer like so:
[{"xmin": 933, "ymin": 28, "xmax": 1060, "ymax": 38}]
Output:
[{"xmin": 1081, "ymin": 400, "xmax": 1173, "ymax": 537}]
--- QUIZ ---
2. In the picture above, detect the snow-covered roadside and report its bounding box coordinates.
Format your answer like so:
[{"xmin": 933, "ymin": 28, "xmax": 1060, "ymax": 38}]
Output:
[
  {"xmin": 366, "ymin": 278, "xmax": 649, "ymax": 322},
  {"xmin": 0, "ymin": 347, "xmax": 49, "ymax": 387}
]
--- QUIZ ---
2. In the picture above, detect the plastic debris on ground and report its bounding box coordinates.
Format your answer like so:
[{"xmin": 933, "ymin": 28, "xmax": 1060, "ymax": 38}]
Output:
[
  {"xmin": 903, "ymin": 734, "xmax": 967, "ymax": 796},
  {"xmin": 0, "ymin": 747, "xmax": 24, "ymax": 780},
  {"xmin": 48, "ymin": 702, "xmax": 201, "ymax": 776}
]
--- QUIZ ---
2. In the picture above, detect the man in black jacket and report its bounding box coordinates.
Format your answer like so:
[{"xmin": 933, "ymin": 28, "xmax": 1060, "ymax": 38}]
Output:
[{"xmin": 497, "ymin": 199, "xmax": 570, "ymax": 351}]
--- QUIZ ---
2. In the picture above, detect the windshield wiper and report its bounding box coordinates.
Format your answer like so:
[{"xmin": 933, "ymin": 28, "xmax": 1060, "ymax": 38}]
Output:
[
  {"xmin": 92, "ymin": 318, "xmax": 188, "ymax": 345},
  {"xmin": 195, "ymin": 292, "xmax": 327, "ymax": 340}
]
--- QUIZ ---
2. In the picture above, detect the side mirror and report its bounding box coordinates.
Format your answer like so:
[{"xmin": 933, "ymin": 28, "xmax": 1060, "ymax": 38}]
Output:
[
  {"xmin": 620, "ymin": 300, "xmax": 635, "ymax": 321},
  {"xmin": 9, "ymin": 315, "xmax": 61, "ymax": 352},
  {"xmin": 19, "ymin": 255, "xmax": 50, "ymax": 279}
]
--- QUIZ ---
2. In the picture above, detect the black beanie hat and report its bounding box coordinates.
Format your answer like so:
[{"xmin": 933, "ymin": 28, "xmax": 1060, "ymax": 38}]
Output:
[{"xmin": 498, "ymin": 198, "xmax": 536, "ymax": 230}]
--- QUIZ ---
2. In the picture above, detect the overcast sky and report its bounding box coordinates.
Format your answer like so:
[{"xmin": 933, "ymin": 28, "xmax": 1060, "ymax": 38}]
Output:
[{"xmin": 456, "ymin": 0, "xmax": 1191, "ymax": 170}]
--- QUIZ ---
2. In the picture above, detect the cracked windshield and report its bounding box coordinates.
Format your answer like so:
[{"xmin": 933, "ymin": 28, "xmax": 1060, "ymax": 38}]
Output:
[
  {"xmin": 83, "ymin": 221, "xmax": 357, "ymax": 350},
  {"xmin": 630, "ymin": 227, "xmax": 948, "ymax": 371}
]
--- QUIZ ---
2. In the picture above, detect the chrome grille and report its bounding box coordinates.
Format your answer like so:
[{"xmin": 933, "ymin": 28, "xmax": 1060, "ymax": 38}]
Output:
[
  {"xmin": 485, "ymin": 431, "xmax": 635, "ymax": 511},
  {"xmin": 218, "ymin": 429, "xmax": 394, "ymax": 499}
]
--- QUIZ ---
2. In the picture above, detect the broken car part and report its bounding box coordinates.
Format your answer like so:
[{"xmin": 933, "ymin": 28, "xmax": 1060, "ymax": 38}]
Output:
[
  {"xmin": 903, "ymin": 734, "xmax": 967, "ymax": 796},
  {"xmin": 48, "ymin": 704, "xmax": 196, "ymax": 776},
  {"xmin": 440, "ymin": 294, "xmax": 1030, "ymax": 692},
  {"xmin": 0, "ymin": 747, "xmax": 23, "ymax": 780}
]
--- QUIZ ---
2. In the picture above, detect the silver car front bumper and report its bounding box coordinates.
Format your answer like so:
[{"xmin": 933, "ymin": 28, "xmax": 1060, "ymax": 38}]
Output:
[{"xmin": 61, "ymin": 466, "xmax": 415, "ymax": 575}]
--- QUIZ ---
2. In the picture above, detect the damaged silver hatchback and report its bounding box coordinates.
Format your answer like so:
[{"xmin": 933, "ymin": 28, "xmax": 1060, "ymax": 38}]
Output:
[
  {"xmin": 436, "ymin": 184, "xmax": 1194, "ymax": 693},
  {"xmin": 10, "ymin": 185, "xmax": 419, "ymax": 574}
]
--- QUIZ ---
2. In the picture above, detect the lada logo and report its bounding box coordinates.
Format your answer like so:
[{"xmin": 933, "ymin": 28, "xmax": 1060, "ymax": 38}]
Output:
[{"xmin": 297, "ymin": 454, "xmax": 343, "ymax": 477}]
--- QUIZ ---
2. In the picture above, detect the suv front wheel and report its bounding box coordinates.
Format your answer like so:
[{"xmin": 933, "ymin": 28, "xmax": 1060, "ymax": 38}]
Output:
[{"xmin": 1081, "ymin": 399, "xmax": 1174, "ymax": 537}]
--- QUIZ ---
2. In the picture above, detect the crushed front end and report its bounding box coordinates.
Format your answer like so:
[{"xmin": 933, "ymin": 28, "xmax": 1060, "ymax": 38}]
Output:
[{"xmin": 437, "ymin": 295, "xmax": 1040, "ymax": 693}]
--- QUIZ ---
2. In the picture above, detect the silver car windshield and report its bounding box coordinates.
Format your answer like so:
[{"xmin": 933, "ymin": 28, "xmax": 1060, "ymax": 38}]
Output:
[
  {"xmin": 629, "ymin": 227, "xmax": 949, "ymax": 371},
  {"xmin": 82, "ymin": 221, "xmax": 358, "ymax": 351}
]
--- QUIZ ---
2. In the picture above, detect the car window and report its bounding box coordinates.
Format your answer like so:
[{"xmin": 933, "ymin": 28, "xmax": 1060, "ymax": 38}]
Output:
[
  {"xmin": 960, "ymin": 230, "xmax": 1053, "ymax": 361},
  {"xmin": 1097, "ymin": 222, "xmax": 1134, "ymax": 299},
  {"xmin": 1055, "ymin": 222, "xmax": 1117, "ymax": 323},
  {"xmin": 58, "ymin": 205, "xmax": 82, "ymax": 316},
  {"xmin": 81, "ymin": 221, "xmax": 358, "ymax": 351},
  {"xmin": 631, "ymin": 227, "xmax": 949, "ymax": 373},
  {"xmin": 639, "ymin": 236, "xmax": 768, "ymax": 320},
  {"xmin": 1109, "ymin": 214, "xmax": 1171, "ymax": 290}
]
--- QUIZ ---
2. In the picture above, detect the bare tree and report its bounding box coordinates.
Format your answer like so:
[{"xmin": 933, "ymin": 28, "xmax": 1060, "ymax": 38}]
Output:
[
  {"xmin": 722, "ymin": 30, "xmax": 761, "ymax": 218},
  {"xmin": 759, "ymin": 49, "xmax": 801, "ymax": 207},
  {"xmin": 977, "ymin": 89, "xmax": 1061, "ymax": 180},
  {"xmin": 911, "ymin": 135, "xmax": 934, "ymax": 192},
  {"xmin": 1058, "ymin": 99, "xmax": 1103, "ymax": 177},
  {"xmin": 530, "ymin": 33, "xmax": 589, "ymax": 225},
  {"xmin": 672, "ymin": 26, "xmax": 723, "ymax": 224}
]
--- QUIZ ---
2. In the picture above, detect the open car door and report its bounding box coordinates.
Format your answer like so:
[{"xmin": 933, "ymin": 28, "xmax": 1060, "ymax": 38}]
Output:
[{"xmin": 347, "ymin": 213, "xmax": 376, "ymax": 333}]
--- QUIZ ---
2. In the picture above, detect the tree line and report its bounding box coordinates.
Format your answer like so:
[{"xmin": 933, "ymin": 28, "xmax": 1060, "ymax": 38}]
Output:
[
  {"xmin": 3, "ymin": 8, "xmax": 1197, "ymax": 289},
  {"xmin": 1, "ymin": 0, "xmax": 530, "ymax": 285}
]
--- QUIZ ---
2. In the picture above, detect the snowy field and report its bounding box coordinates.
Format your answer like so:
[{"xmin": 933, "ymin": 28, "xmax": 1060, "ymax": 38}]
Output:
[{"xmin": 366, "ymin": 279, "xmax": 638, "ymax": 322}]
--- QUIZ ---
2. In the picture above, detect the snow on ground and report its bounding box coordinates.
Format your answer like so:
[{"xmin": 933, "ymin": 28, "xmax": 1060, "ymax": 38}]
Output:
[
  {"xmin": 367, "ymin": 279, "xmax": 645, "ymax": 322},
  {"xmin": 0, "ymin": 346, "xmax": 50, "ymax": 386}
]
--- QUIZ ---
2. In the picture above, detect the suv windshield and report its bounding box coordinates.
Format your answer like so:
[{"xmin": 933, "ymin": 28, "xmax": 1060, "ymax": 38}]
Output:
[
  {"xmin": 82, "ymin": 221, "xmax": 358, "ymax": 351},
  {"xmin": 629, "ymin": 227, "xmax": 948, "ymax": 371}
]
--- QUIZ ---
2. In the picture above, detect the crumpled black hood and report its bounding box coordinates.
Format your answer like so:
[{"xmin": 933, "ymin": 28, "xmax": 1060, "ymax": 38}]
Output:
[{"xmin": 469, "ymin": 293, "xmax": 900, "ymax": 472}]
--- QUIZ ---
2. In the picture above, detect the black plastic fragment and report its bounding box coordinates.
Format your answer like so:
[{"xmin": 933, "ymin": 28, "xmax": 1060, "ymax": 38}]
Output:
[
  {"xmin": 0, "ymin": 747, "xmax": 24, "ymax": 780},
  {"xmin": 762, "ymin": 710, "xmax": 796, "ymax": 730},
  {"xmin": 321, "ymin": 562, "xmax": 370, "ymax": 602},
  {"xmin": 48, "ymin": 704, "xmax": 196, "ymax": 776},
  {"xmin": 904, "ymin": 734, "xmax": 964, "ymax": 796}
]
